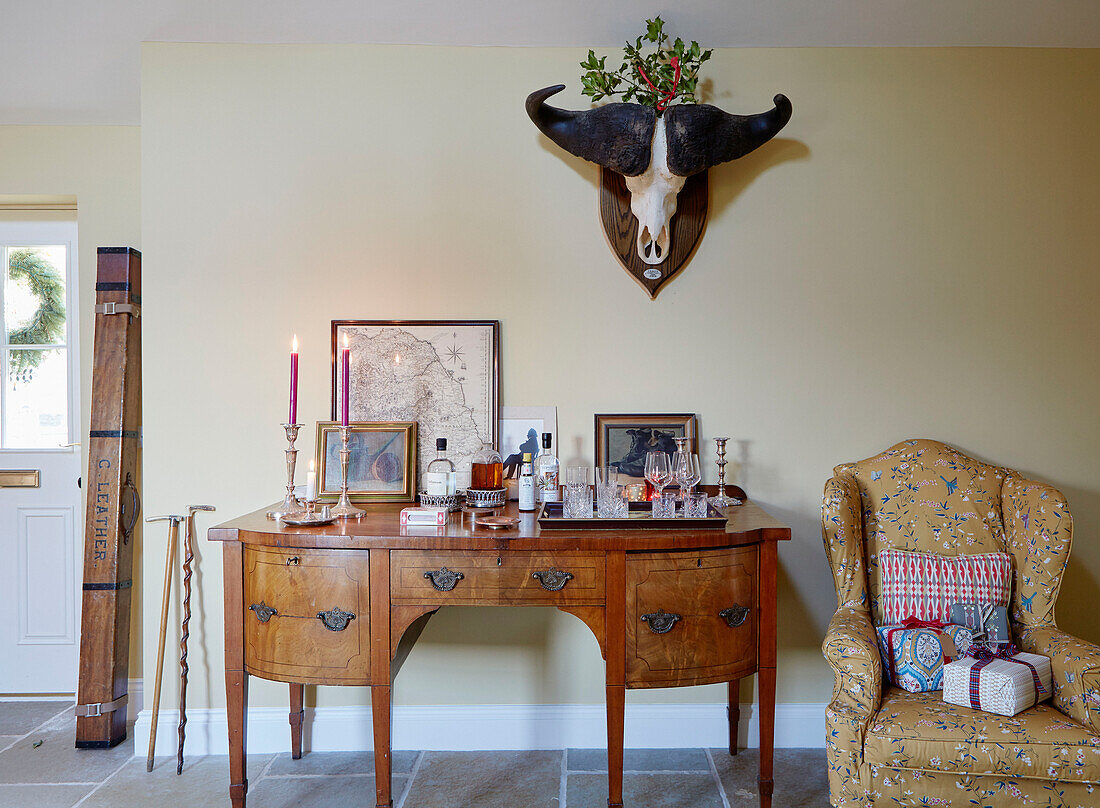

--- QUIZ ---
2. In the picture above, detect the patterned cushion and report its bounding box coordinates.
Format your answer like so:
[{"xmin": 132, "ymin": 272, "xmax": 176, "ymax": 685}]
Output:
[
  {"xmin": 876, "ymin": 624, "xmax": 974, "ymax": 692},
  {"xmin": 866, "ymin": 687, "xmax": 1100, "ymax": 783},
  {"xmin": 833, "ymin": 439, "xmax": 1010, "ymax": 625},
  {"xmin": 879, "ymin": 548, "xmax": 1013, "ymax": 624}
]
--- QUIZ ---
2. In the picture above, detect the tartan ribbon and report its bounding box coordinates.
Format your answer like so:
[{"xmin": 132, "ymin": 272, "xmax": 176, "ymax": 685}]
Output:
[
  {"xmin": 885, "ymin": 617, "xmax": 951, "ymax": 684},
  {"xmin": 965, "ymin": 643, "xmax": 1046, "ymax": 710}
]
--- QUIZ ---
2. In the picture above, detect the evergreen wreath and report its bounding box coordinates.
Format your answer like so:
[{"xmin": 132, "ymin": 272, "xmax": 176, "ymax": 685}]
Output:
[{"xmin": 7, "ymin": 248, "xmax": 66, "ymax": 377}]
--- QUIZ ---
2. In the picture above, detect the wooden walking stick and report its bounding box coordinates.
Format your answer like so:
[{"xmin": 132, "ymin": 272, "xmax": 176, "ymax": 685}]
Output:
[
  {"xmin": 145, "ymin": 514, "xmax": 183, "ymax": 772},
  {"xmin": 177, "ymin": 505, "xmax": 215, "ymax": 774}
]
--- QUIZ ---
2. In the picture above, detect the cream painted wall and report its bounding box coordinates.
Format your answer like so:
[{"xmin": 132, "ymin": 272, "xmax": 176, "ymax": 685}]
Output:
[
  {"xmin": 0, "ymin": 125, "xmax": 143, "ymax": 679},
  {"xmin": 140, "ymin": 44, "xmax": 1099, "ymax": 714}
]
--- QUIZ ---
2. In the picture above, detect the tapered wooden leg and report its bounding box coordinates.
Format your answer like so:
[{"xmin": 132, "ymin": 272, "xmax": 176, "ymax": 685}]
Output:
[
  {"xmin": 728, "ymin": 679, "xmax": 741, "ymax": 756},
  {"xmin": 758, "ymin": 667, "xmax": 775, "ymax": 806},
  {"xmin": 606, "ymin": 684, "xmax": 625, "ymax": 808},
  {"xmin": 758, "ymin": 541, "xmax": 778, "ymax": 808},
  {"xmin": 372, "ymin": 686, "xmax": 393, "ymax": 807},
  {"xmin": 227, "ymin": 671, "xmax": 248, "ymax": 808},
  {"xmin": 289, "ymin": 683, "xmax": 305, "ymax": 760},
  {"xmin": 223, "ymin": 542, "xmax": 248, "ymax": 808},
  {"xmin": 605, "ymin": 550, "xmax": 626, "ymax": 808},
  {"xmin": 370, "ymin": 549, "xmax": 393, "ymax": 808}
]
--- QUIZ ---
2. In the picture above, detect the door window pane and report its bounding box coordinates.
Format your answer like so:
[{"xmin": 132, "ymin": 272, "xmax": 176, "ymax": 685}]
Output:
[
  {"xmin": 5, "ymin": 246, "xmax": 67, "ymax": 344},
  {"xmin": 5, "ymin": 348, "xmax": 68, "ymax": 448}
]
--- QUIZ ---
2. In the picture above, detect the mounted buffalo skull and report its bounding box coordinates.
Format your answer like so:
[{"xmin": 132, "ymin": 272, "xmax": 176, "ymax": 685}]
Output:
[{"xmin": 526, "ymin": 85, "xmax": 792, "ymax": 266}]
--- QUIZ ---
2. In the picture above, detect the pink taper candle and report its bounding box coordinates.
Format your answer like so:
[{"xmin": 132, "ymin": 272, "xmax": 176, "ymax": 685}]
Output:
[
  {"xmin": 289, "ymin": 334, "xmax": 299, "ymax": 424},
  {"xmin": 341, "ymin": 333, "xmax": 350, "ymax": 427}
]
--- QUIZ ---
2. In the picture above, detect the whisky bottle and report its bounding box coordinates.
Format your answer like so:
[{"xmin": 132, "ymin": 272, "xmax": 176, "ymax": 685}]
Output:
[
  {"xmin": 424, "ymin": 438, "xmax": 457, "ymax": 495},
  {"xmin": 518, "ymin": 453, "xmax": 536, "ymax": 512},
  {"xmin": 534, "ymin": 432, "xmax": 560, "ymax": 503}
]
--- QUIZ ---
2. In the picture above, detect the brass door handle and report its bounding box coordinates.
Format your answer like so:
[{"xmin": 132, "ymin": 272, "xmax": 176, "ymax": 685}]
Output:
[
  {"xmin": 532, "ymin": 568, "xmax": 574, "ymax": 591},
  {"xmin": 719, "ymin": 605, "xmax": 751, "ymax": 627},
  {"xmin": 316, "ymin": 607, "xmax": 355, "ymax": 632},
  {"xmin": 640, "ymin": 609, "xmax": 681, "ymax": 635},
  {"xmin": 424, "ymin": 567, "xmax": 464, "ymax": 592}
]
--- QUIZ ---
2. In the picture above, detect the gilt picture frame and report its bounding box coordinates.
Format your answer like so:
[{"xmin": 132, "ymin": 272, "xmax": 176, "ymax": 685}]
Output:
[
  {"xmin": 314, "ymin": 420, "xmax": 417, "ymax": 503},
  {"xmin": 594, "ymin": 413, "xmax": 698, "ymax": 482}
]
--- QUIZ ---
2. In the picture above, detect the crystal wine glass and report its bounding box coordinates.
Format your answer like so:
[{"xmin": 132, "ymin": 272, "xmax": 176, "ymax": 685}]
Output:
[
  {"xmin": 674, "ymin": 452, "xmax": 701, "ymax": 499},
  {"xmin": 644, "ymin": 451, "xmax": 674, "ymax": 516}
]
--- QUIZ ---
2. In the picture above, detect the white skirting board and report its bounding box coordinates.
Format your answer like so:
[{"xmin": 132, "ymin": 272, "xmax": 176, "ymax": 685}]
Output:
[{"xmin": 132, "ymin": 701, "xmax": 825, "ymax": 757}]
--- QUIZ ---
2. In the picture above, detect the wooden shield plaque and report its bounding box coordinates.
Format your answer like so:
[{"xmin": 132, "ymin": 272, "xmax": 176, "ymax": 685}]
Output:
[{"xmin": 598, "ymin": 167, "xmax": 708, "ymax": 299}]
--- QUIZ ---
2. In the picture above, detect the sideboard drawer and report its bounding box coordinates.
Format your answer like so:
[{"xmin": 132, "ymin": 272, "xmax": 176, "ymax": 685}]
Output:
[
  {"xmin": 391, "ymin": 550, "xmax": 604, "ymax": 606},
  {"xmin": 626, "ymin": 546, "xmax": 758, "ymax": 687},
  {"xmin": 243, "ymin": 546, "xmax": 371, "ymax": 685}
]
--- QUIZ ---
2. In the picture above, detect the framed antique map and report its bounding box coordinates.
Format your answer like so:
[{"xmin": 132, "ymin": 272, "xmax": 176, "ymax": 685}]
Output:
[{"xmin": 331, "ymin": 320, "xmax": 499, "ymax": 489}]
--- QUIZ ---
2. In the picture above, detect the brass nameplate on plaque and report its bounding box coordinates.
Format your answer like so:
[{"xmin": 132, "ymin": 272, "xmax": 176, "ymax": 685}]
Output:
[{"xmin": 0, "ymin": 469, "xmax": 40, "ymax": 488}]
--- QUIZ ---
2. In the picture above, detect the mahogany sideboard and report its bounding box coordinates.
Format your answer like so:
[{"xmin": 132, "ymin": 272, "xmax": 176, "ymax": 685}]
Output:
[{"xmin": 209, "ymin": 499, "xmax": 790, "ymax": 808}]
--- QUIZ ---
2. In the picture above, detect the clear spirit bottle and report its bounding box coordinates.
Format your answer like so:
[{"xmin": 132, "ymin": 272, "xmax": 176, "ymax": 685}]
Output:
[
  {"xmin": 424, "ymin": 438, "xmax": 457, "ymax": 495},
  {"xmin": 534, "ymin": 432, "xmax": 560, "ymax": 503}
]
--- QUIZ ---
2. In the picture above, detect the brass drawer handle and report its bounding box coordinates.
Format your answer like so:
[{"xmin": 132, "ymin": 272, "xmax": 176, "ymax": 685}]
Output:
[
  {"xmin": 249, "ymin": 601, "xmax": 278, "ymax": 623},
  {"xmin": 424, "ymin": 567, "xmax": 464, "ymax": 592},
  {"xmin": 532, "ymin": 568, "xmax": 574, "ymax": 591},
  {"xmin": 316, "ymin": 607, "xmax": 355, "ymax": 632},
  {"xmin": 286, "ymin": 556, "xmax": 301, "ymax": 566},
  {"xmin": 640, "ymin": 609, "xmax": 681, "ymax": 635},
  {"xmin": 719, "ymin": 605, "xmax": 751, "ymax": 627}
]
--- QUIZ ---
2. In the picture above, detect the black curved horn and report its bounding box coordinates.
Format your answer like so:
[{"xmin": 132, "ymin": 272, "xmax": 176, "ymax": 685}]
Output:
[
  {"xmin": 525, "ymin": 85, "xmax": 656, "ymax": 177},
  {"xmin": 664, "ymin": 94, "xmax": 792, "ymax": 177}
]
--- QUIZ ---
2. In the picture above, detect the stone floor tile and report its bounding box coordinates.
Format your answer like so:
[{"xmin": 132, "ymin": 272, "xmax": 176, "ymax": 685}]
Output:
[
  {"xmin": 568, "ymin": 772, "xmax": 725, "ymax": 808},
  {"xmin": 249, "ymin": 774, "xmax": 407, "ymax": 808},
  {"xmin": 79, "ymin": 753, "xmax": 273, "ymax": 808},
  {"xmin": 710, "ymin": 748, "xmax": 829, "ymax": 807},
  {"xmin": 567, "ymin": 747, "xmax": 710, "ymax": 772},
  {"xmin": 0, "ymin": 740, "xmax": 19, "ymax": 754},
  {"xmin": 267, "ymin": 749, "xmax": 419, "ymax": 776},
  {"xmin": 0, "ymin": 702, "xmax": 70, "ymax": 735},
  {"xmin": 401, "ymin": 751, "xmax": 561, "ymax": 808},
  {"xmin": 0, "ymin": 727, "xmax": 133, "ymax": 785},
  {"xmin": 0, "ymin": 783, "xmax": 92, "ymax": 808}
]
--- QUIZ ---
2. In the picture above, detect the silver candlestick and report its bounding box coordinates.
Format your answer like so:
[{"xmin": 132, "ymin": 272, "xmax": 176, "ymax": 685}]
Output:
[
  {"xmin": 330, "ymin": 424, "xmax": 365, "ymax": 519},
  {"xmin": 710, "ymin": 437, "xmax": 742, "ymax": 508},
  {"xmin": 267, "ymin": 423, "xmax": 306, "ymax": 519}
]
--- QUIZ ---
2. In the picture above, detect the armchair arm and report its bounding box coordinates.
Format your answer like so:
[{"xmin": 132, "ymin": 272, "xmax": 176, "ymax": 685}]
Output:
[
  {"xmin": 1017, "ymin": 625, "xmax": 1100, "ymax": 734},
  {"xmin": 824, "ymin": 607, "xmax": 883, "ymax": 720},
  {"xmin": 823, "ymin": 607, "xmax": 881, "ymax": 807},
  {"xmin": 822, "ymin": 474, "xmax": 869, "ymax": 610}
]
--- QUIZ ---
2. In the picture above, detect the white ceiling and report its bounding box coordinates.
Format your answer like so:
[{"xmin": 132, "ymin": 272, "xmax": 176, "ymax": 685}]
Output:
[{"xmin": 2, "ymin": 0, "xmax": 1098, "ymax": 124}]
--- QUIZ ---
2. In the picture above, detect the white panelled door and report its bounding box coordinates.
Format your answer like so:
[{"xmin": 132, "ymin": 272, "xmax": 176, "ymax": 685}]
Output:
[{"xmin": 0, "ymin": 221, "xmax": 82, "ymax": 694}]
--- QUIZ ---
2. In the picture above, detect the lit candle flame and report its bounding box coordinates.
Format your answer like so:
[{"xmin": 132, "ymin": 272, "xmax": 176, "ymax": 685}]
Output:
[
  {"xmin": 292, "ymin": 334, "xmax": 298, "ymax": 352},
  {"xmin": 343, "ymin": 333, "xmax": 349, "ymax": 349},
  {"xmin": 395, "ymin": 353, "xmax": 401, "ymax": 365},
  {"xmin": 309, "ymin": 458, "xmax": 315, "ymax": 471}
]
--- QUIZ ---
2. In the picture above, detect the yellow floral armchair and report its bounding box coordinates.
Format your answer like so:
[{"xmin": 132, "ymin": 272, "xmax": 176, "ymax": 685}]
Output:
[{"xmin": 821, "ymin": 439, "xmax": 1100, "ymax": 807}]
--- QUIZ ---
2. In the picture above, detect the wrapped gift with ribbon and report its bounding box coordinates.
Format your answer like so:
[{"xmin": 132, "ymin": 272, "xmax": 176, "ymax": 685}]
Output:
[
  {"xmin": 949, "ymin": 602, "xmax": 1011, "ymax": 648},
  {"xmin": 942, "ymin": 643, "xmax": 1052, "ymax": 716},
  {"xmin": 875, "ymin": 618, "xmax": 975, "ymax": 693}
]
